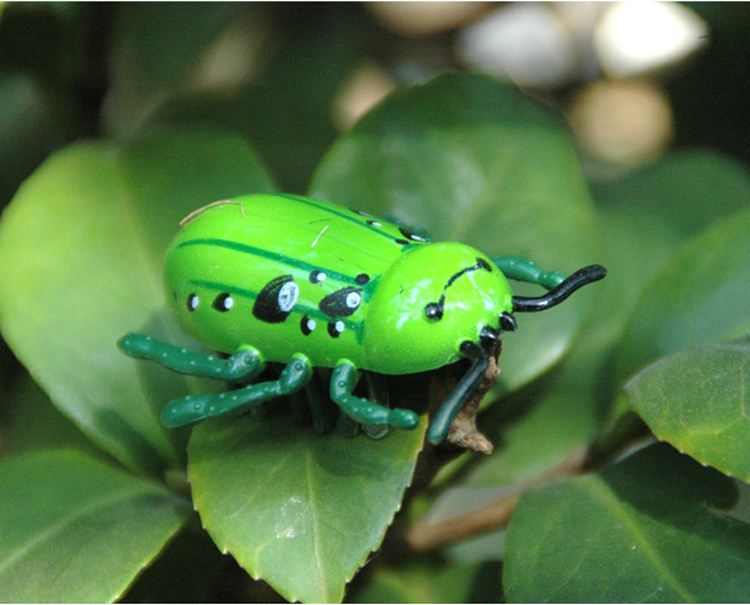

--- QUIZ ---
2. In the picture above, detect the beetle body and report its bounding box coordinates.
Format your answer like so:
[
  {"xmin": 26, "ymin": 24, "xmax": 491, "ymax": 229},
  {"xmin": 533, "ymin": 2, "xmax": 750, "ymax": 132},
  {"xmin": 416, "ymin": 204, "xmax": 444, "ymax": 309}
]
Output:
[
  {"xmin": 166, "ymin": 193, "xmax": 513, "ymax": 374},
  {"xmin": 119, "ymin": 193, "xmax": 605, "ymax": 446}
]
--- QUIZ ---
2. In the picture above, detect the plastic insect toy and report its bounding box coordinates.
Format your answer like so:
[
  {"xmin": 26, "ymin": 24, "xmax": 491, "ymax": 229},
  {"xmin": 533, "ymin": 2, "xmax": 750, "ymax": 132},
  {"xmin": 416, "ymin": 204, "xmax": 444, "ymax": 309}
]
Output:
[{"xmin": 118, "ymin": 193, "xmax": 606, "ymax": 446}]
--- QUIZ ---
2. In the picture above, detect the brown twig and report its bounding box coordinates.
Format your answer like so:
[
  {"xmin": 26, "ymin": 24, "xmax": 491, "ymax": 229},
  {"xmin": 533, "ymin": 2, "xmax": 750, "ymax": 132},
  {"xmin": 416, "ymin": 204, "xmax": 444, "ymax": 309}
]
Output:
[{"xmin": 406, "ymin": 446, "xmax": 588, "ymax": 551}]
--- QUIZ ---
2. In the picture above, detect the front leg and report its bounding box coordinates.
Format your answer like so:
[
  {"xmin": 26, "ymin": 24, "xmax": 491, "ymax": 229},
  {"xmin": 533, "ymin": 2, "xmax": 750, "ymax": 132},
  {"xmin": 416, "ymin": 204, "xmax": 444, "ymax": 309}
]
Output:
[{"xmin": 330, "ymin": 360, "xmax": 419, "ymax": 430}]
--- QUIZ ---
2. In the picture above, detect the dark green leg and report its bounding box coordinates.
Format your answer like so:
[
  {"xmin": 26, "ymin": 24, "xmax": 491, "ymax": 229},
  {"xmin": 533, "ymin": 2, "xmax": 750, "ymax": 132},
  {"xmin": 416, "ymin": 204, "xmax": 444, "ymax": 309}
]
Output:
[
  {"xmin": 330, "ymin": 361, "xmax": 418, "ymax": 430},
  {"xmin": 118, "ymin": 333, "xmax": 262, "ymax": 381},
  {"xmin": 492, "ymin": 256, "xmax": 565, "ymax": 290},
  {"xmin": 161, "ymin": 354, "xmax": 313, "ymax": 427}
]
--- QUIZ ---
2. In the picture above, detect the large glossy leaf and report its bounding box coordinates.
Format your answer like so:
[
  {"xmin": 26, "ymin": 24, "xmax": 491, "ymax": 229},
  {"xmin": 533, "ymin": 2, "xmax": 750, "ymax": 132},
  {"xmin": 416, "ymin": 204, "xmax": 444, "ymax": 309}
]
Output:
[
  {"xmin": 625, "ymin": 340, "xmax": 750, "ymax": 481},
  {"xmin": 4, "ymin": 371, "xmax": 99, "ymax": 457},
  {"xmin": 591, "ymin": 149, "xmax": 750, "ymax": 239},
  {"xmin": 504, "ymin": 443, "xmax": 750, "ymax": 603},
  {"xmin": 0, "ymin": 449, "xmax": 192, "ymax": 602},
  {"xmin": 188, "ymin": 414, "xmax": 426, "ymax": 603},
  {"xmin": 615, "ymin": 206, "xmax": 750, "ymax": 386},
  {"xmin": 413, "ymin": 150, "xmax": 750, "ymax": 549},
  {"xmin": 0, "ymin": 130, "xmax": 274, "ymax": 476},
  {"xmin": 310, "ymin": 73, "xmax": 601, "ymax": 393}
]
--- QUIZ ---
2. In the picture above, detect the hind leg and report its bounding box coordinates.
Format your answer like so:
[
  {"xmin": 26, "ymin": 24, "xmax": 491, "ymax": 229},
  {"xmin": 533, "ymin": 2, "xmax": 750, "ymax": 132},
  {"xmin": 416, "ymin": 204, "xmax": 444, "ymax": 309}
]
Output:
[
  {"xmin": 118, "ymin": 333, "xmax": 262, "ymax": 381},
  {"xmin": 161, "ymin": 354, "xmax": 313, "ymax": 427}
]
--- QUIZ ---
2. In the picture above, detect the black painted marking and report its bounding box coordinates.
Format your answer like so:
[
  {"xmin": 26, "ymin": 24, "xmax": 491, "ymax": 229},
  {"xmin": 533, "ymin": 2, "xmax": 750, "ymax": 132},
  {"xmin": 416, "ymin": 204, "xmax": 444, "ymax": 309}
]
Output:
[
  {"xmin": 301, "ymin": 314, "xmax": 315, "ymax": 335},
  {"xmin": 424, "ymin": 298, "xmax": 445, "ymax": 321},
  {"xmin": 327, "ymin": 321, "xmax": 344, "ymax": 338},
  {"xmin": 399, "ymin": 227, "xmax": 428, "ymax": 243},
  {"xmin": 319, "ymin": 287, "xmax": 362, "ymax": 317},
  {"xmin": 395, "ymin": 239, "xmax": 410, "ymax": 246},
  {"xmin": 309, "ymin": 270, "xmax": 326, "ymax": 284},
  {"xmin": 253, "ymin": 275, "xmax": 298, "ymax": 323},
  {"xmin": 212, "ymin": 293, "xmax": 234, "ymax": 312},
  {"xmin": 187, "ymin": 293, "xmax": 199, "ymax": 312},
  {"xmin": 355, "ymin": 273, "xmax": 370, "ymax": 285},
  {"xmin": 423, "ymin": 258, "xmax": 493, "ymax": 322}
]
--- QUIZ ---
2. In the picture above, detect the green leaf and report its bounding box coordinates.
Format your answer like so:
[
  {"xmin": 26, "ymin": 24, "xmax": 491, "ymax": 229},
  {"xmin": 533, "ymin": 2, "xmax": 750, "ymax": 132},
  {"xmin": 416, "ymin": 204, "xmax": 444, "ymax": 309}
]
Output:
[
  {"xmin": 435, "ymin": 150, "xmax": 750, "ymax": 494},
  {"xmin": 504, "ymin": 443, "xmax": 749, "ymax": 603},
  {"xmin": 591, "ymin": 149, "xmax": 750, "ymax": 239},
  {"xmin": 0, "ymin": 130, "xmax": 274, "ymax": 476},
  {"xmin": 188, "ymin": 414, "xmax": 426, "ymax": 603},
  {"xmin": 625, "ymin": 340, "xmax": 750, "ymax": 481},
  {"xmin": 310, "ymin": 73, "xmax": 601, "ymax": 393},
  {"xmin": 0, "ymin": 449, "xmax": 192, "ymax": 602},
  {"xmin": 615, "ymin": 205, "xmax": 750, "ymax": 385},
  {"xmin": 588, "ymin": 150, "xmax": 750, "ymax": 441},
  {"xmin": 4, "ymin": 371, "xmax": 99, "ymax": 457}
]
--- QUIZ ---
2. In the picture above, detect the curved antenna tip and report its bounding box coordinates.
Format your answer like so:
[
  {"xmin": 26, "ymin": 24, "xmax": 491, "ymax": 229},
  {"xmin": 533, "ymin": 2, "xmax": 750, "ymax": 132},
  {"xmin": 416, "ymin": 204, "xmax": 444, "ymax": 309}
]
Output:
[{"xmin": 512, "ymin": 264, "xmax": 607, "ymax": 313}]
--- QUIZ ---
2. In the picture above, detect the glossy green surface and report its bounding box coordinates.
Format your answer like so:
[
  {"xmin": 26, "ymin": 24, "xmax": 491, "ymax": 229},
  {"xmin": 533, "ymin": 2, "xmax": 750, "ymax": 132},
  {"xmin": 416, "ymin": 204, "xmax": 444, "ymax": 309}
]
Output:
[{"xmin": 165, "ymin": 193, "xmax": 513, "ymax": 374}]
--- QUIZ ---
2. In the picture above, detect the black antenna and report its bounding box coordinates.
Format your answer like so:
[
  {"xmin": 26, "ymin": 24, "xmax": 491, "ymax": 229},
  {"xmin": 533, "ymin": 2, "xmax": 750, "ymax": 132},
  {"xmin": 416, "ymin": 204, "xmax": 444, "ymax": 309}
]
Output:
[
  {"xmin": 427, "ymin": 340, "xmax": 489, "ymax": 446},
  {"xmin": 513, "ymin": 265, "xmax": 606, "ymax": 313}
]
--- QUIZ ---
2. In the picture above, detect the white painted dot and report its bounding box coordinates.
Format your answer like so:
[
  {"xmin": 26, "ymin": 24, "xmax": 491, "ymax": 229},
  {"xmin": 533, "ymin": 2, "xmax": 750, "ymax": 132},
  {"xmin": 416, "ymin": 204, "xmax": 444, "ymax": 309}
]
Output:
[
  {"xmin": 345, "ymin": 291, "xmax": 361, "ymax": 309},
  {"xmin": 223, "ymin": 295, "xmax": 234, "ymax": 310},
  {"xmin": 307, "ymin": 318, "xmax": 317, "ymax": 331},
  {"xmin": 278, "ymin": 281, "xmax": 299, "ymax": 312},
  {"xmin": 189, "ymin": 295, "xmax": 199, "ymax": 310},
  {"xmin": 318, "ymin": 272, "xmax": 327, "ymax": 282},
  {"xmin": 335, "ymin": 320, "xmax": 345, "ymax": 333}
]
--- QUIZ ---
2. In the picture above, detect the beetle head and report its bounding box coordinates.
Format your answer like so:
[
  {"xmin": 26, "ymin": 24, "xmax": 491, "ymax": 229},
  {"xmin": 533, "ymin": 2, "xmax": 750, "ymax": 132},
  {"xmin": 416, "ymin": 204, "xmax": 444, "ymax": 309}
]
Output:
[{"xmin": 363, "ymin": 243, "xmax": 515, "ymax": 375}]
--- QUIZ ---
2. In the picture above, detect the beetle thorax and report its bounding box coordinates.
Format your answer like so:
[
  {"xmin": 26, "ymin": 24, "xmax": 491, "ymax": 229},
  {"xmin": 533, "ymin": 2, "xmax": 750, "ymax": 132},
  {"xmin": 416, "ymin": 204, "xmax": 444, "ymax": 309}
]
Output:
[{"xmin": 362, "ymin": 242, "xmax": 513, "ymax": 375}]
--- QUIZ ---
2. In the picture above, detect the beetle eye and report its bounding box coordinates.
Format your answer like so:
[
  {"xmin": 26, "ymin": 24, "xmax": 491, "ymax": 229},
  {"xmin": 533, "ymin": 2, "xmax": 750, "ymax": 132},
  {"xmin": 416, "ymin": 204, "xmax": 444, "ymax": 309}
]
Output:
[
  {"xmin": 424, "ymin": 302, "xmax": 443, "ymax": 321},
  {"xmin": 499, "ymin": 312, "xmax": 517, "ymax": 332}
]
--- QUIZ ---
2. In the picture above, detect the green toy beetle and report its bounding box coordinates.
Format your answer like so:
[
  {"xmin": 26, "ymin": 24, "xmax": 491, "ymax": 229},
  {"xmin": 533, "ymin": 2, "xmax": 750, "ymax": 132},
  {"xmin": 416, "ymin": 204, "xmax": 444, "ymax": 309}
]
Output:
[{"xmin": 119, "ymin": 193, "xmax": 605, "ymax": 446}]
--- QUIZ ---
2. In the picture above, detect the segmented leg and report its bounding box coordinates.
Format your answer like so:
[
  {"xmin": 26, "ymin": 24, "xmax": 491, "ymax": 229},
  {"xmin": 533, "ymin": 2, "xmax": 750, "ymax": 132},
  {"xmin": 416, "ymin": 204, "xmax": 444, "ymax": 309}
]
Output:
[
  {"xmin": 330, "ymin": 361, "xmax": 419, "ymax": 429},
  {"xmin": 492, "ymin": 256, "xmax": 565, "ymax": 290},
  {"xmin": 118, "ymin": 333, "xmax": 262, "ymax": 381},
  {"xmin": 161, "ymin": 354, "xmax": 313, "ymax": 427}
]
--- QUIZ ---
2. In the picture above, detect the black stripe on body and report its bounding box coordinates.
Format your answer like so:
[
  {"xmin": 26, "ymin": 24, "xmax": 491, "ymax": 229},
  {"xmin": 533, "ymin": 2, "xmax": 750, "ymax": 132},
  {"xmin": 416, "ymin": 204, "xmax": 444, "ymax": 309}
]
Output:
[
  {"xmin": 178, "ymin": 238, "xmax": 360, "ymax": 286},
  {"xmin": 273, "ymin": 194, "xmax": 406, "ymax": 244}
]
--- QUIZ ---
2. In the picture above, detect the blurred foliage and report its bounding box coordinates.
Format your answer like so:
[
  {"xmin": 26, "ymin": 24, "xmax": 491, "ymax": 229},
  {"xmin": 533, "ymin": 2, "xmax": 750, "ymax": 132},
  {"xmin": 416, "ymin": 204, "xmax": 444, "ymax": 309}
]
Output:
[{"xmin": 0, "ymin": 3, "xmax": 749, "ymax": 603}]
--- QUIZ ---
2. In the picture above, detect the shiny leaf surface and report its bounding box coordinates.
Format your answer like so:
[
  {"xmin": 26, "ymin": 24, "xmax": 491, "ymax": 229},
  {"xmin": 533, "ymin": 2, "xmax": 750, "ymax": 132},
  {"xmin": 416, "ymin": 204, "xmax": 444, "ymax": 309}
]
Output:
[
  {"xmin": 626, "ymin": 340, "xmax": 750, "ymax": 480},
  {"xmin": 189, "ymin": 414, "xmax": 425, "ymax": 603},
  {"xmin": 504, "ymin": 444, "xmax": 749, "ymax": 603},
  {"xmin": 0, "ymin": 130, "xmax": 274, "ymax": 475},
  {"xmin": 310, "ymin": 73, "xmax": 601, "ymax": 393},
  {"xmin": 0, "ymin": 449, "xmax": 192, "ymax": 602}
]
